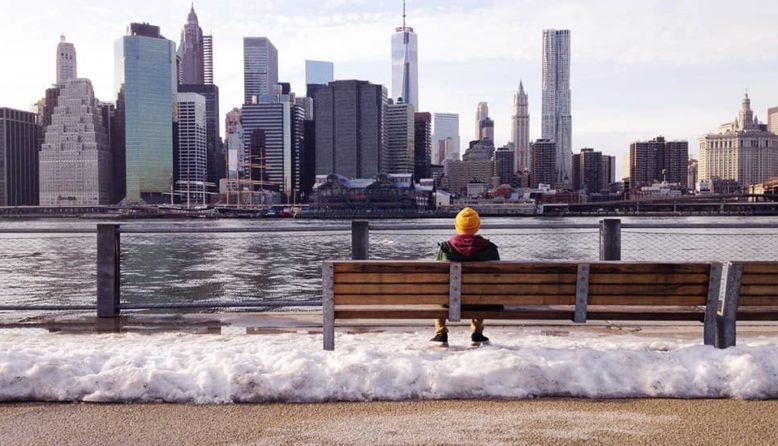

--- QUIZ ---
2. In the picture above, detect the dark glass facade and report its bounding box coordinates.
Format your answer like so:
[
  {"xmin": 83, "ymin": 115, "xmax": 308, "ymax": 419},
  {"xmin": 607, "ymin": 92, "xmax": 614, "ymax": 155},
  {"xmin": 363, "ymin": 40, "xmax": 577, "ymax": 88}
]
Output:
[
  {"xmin": 0, "ymin": 108, "xmax": 40, "ymax": 205},
  {"xmin": 414, "ymin": 112, "xmax": 431, "ymax": 180},
  {"xmin": 312, "ymin": 80, "xmax": 387, "ymax": 179}
]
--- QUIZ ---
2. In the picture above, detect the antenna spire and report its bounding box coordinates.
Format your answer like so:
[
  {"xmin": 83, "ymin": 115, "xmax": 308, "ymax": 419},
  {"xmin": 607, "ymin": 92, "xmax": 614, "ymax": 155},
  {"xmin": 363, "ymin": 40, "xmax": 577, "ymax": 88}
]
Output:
[{"xmin": 403, "ymin": 0, "xmax": 406, "ymax": 29}]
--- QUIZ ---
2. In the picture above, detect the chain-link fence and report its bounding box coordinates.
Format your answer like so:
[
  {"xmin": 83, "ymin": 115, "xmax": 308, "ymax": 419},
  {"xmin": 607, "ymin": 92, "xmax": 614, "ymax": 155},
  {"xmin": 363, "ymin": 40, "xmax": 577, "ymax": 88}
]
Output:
[
  {"xmin": 1, "ymin": 221, "xmax": 777, "ymax": 318},
  {"xmin": 622, "ymin": 228, "xmax": 778, "ymax": 262}
]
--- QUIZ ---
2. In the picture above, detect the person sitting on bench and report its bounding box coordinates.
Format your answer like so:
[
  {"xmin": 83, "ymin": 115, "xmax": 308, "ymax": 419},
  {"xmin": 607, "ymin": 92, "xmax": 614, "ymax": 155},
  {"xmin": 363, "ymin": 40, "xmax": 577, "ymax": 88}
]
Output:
[{"xmin": 431, "ymin": 207, "xmax": 500, "ymax": 346}]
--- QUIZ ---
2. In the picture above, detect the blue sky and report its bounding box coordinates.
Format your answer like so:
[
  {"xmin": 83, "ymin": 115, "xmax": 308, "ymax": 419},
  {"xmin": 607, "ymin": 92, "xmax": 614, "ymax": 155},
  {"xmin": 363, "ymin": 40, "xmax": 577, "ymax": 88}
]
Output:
[{"xmin": 2, "ymin": 0, "xmax": 778, "ymax": 171}]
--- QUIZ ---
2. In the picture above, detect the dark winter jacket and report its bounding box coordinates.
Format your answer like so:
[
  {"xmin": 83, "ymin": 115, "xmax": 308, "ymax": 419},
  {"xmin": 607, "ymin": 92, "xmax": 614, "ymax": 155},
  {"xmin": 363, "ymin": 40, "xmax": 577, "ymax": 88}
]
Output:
[
  {"xmin": 436, "ymin": 235, "xmax": 502, "ymax": 311},
  {"xmin": 436, "ymin": 235, "xmax": 500, "ymax": 261}
]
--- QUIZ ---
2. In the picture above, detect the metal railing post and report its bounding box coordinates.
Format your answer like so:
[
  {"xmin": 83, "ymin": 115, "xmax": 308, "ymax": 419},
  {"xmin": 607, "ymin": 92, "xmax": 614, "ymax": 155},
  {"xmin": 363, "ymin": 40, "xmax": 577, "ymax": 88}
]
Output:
[
  {"xmin": 97, "ymin": 224, "xmax": 121, "ymax": 317},
  {"xmin": 351, "ymin": 220, "xmax": 369, "ymax": 260},
  {"xmin": 599, "ymin": 218, "xmax": 621, "ymax": 261}
]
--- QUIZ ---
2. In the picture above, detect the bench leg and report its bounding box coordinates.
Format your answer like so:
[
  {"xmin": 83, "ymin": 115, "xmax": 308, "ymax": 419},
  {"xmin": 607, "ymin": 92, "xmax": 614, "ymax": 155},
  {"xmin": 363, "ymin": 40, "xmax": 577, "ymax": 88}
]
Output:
[
  {"xmin": 716, "ymin": 262, "xmax": 742, "ymax": 349},
  {"xmin": 322, "ymin": 261, "xmax": 335, "ymax": 351},
  {"xmin": 703, "ymin": 262, "xmax": 722, "ymax": 346}
]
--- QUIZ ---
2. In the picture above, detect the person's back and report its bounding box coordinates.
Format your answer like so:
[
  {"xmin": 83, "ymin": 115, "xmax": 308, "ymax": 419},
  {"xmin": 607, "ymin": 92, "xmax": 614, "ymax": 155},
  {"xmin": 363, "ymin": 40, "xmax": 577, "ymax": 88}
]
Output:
[{"xmin": 431, "ymin": 207, "xmax": 500, "ymax": 346}]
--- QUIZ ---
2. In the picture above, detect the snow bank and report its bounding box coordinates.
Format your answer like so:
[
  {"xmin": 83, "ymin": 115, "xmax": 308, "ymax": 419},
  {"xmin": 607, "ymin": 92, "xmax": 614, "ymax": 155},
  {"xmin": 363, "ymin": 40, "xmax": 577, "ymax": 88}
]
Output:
[{"xmin": 1, "ymin": 330, "xmax": 778, "ymax": 403}]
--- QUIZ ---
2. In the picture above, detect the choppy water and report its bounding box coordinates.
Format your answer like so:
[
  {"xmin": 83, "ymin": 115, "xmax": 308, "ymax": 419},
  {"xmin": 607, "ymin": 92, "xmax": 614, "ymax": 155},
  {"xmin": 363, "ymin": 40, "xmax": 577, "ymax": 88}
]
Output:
[{"xmin": 0, "ymin": 215, "xmax": 776, "ymax": 309}]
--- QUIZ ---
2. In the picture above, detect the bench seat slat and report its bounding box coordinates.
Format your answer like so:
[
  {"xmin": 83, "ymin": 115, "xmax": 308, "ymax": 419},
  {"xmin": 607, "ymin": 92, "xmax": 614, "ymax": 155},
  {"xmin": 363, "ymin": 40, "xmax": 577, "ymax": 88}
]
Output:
[
  {"xmin": 335, "ymin": 295, "xmax": 448, "ymax": 305},
  {"xmin": 734, "ymin": 306, "xmax": 778, "ymax": 320},
  {"xmin": 335, "ymin": 309, "xmax": 448, "ymax": 319},
  {"xmin": 461, "ymin": 295, "xmax": 575, "ymax": 305},
  {"xmin": 335, "ymin": 273, "xmax": 449, "ymax": 284}
]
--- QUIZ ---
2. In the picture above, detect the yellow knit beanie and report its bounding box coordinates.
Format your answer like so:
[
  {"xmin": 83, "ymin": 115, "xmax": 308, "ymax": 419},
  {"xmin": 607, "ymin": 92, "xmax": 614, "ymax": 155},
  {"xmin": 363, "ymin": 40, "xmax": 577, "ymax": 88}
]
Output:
[{"xmin": 455, "ymin": 207, "xmax": 480, "ymax": 235}]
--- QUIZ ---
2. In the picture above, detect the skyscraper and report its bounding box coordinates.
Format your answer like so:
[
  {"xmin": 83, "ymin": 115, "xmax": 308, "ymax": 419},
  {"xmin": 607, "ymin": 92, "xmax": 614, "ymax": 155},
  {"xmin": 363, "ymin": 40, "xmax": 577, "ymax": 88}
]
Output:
[
  {"xmin": 240, "ymin": 91, "xmax": 303, "ymax": 197},
  {"xmin": 243, "ymin": 37, "xmax": 278, "ymax": 104},
  {"xmin": 39, "ymin": 79, "xmax": 112, "ymax": 205},
  {"xmin": 305, "ymin": 60, "xmax": 334, "ymax": 87},
  {"xmin": 531, "ymin": 139, "xmax": 556, "ymax": 189},
  {"xmin": 630, "ymin": 136, "xmax": 688, "ymax": 187},
  {"xmin": 175, "ymin": 93, "xmax": 208, "ymax": 204},
  {"xmin": 0, "ymin": 108, "xmax": 40, "ymax": 206},
  {"xmin": 311, "ymin": 80, "xmax": 387, "ymax": 179},
  {"xmin": 414, "ymin": 112, "xmax": 432, "ymax": 180},
  {"xmin": 179, "ymin": 84, "xmax": 222, "ymax": 189},
  {"xmin": 115, "ymin": 23, "xmax": 177, "ymax": 203},
  {"xmin": 432, "ymin": 113, "xmax": 459, "ymax": 164},
  {"xmin": 391, "ymin": 1, "xmax": 418, "ymax": 110},
  {"xmin": 56, "ymin": 35, "xmax": 77, "ymax": 85},
  {"xmin": 224, "ymin": 108, "xmax": 243, "ymax": 179},
  {"xmin": 385, "ymin": 99, "xmax": 415, "ymax": 174},
  {"xmin": 493, "ymin": 146, "xmax": 515, "ymax": 185},
  {"xmin": 178, "ymin": 5, "xmax": 204, "ymax": 85},
  {"xmin": 541, "ymin": 29, "xmax": 572, "ymax": 188},
  {"xmin": 475, "ymin": 102, "xmax": 489, "ymax": 140},
  {"xmin": 571, "ymin": 148, "xmax": 603, "ymax": 193},
  {"xmin": 512, "ymin": 81, "xmax": 530, "ymax": 173}
]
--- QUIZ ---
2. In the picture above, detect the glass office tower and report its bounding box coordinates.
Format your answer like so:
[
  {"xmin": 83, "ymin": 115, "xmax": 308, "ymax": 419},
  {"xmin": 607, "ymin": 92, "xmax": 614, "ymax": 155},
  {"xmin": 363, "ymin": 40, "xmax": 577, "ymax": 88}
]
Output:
[{"xmin": 115, "ymin": 23, "xmax": 177, "ymax": 203}]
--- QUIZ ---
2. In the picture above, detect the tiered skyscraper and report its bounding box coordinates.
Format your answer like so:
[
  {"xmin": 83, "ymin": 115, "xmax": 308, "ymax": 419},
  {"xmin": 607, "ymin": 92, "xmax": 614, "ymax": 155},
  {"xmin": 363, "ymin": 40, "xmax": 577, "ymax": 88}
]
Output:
[
  {"xmin": 39, "ymin": 79, "xmax": 112, "ymax": 205},
  {"xmin": 178, "ymin": 6, "xmax": 222, "ymax": 195},
  {"xmin": 115, "ymin": 23, "xmax": 177, "ymax": 203},
  {"xmin": 512, "ymin": 81, "xmax": 530, "ymax": 173},
  {"xmin": 178, "ymin": 5, "xmax": 205, "ymax": 84},
  {"xmin": 243, "ymin": 37, "xmax": 278, "ymax": 104},
  {"xmin": 699, "ymin": 93, "xmax": 778, "ymax": 188},
  {"xmin": 541, "ymin": 29, "xmax": 572, "ymax": 188},
  {"xmin": 391, "ymin": 1, "xmax": 418, "ymax": 109}
]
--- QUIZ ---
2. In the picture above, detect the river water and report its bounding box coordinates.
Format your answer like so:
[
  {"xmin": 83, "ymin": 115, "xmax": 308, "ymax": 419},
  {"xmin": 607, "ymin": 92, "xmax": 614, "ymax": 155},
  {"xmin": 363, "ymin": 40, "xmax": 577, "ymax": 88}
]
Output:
[{"xmin": 0, "ymin": 215, "xmax": 776, "ymax": 309}]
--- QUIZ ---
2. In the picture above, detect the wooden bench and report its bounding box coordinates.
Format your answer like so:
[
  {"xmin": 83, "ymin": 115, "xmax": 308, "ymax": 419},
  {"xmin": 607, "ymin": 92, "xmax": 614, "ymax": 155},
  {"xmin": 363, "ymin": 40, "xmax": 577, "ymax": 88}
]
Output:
[
  {"xmin": 717, "ymin": 261, "xmax": 778, "ymax": 348},
  {"xmin": 322, "ymin": 260, "xmax": 723, "ymax": 350}
]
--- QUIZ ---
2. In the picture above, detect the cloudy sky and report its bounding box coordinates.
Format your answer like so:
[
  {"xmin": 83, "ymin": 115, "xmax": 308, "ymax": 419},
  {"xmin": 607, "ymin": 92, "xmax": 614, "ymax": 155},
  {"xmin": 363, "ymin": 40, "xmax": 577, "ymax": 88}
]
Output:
[{"xmin": 2, "ymin": 0, "xmax": 778, "ymax": 170}]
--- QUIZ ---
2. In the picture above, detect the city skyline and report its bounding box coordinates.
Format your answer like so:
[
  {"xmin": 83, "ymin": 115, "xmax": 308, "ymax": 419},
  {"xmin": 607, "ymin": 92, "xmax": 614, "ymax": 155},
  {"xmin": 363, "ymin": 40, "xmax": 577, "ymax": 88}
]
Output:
[{"xmin": 2, "ymin": 0, "xmax": 778, "ymax": 170}]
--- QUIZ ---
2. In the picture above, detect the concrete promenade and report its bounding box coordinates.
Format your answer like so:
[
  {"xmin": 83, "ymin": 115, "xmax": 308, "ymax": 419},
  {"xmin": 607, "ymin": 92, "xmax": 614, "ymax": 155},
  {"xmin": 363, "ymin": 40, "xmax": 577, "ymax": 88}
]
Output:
[
  {"xmin": 2, "ymin": 313, "xmax": 778, "ymax": 445},
  {"xmin": 2, "ymin": 399, "xmax": 777, "ymax": 445}
]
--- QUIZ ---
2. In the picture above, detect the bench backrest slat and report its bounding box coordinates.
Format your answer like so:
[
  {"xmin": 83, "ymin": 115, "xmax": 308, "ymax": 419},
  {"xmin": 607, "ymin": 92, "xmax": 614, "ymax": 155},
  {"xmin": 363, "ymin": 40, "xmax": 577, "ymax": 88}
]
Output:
[
  {"xmin": 587, "ymin": 263, "xmax": 710, "ymax": 306},
  {"xmin": 461, "ymin": 263, "xmax": 578, "ymax": 306},
  {"xmin": 737, "ymin": 262, "xmax": 778, "ymax": 306}
]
